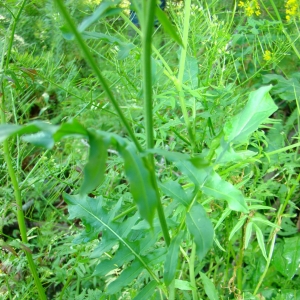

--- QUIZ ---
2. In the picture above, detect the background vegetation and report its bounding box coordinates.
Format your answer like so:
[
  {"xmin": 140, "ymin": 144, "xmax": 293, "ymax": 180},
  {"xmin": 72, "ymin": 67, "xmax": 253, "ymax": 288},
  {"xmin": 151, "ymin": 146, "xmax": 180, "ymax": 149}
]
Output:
[{"xmin": 0, "ymin": 0, "xmax": 299, "ymax": 299}]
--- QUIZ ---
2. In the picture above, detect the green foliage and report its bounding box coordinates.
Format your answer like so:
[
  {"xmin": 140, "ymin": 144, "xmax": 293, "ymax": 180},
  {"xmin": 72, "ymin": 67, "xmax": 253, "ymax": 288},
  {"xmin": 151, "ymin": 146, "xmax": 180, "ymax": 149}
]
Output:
[{"xmin": 1, "ymin": 0, "xmax": 300, "ymax": 299}]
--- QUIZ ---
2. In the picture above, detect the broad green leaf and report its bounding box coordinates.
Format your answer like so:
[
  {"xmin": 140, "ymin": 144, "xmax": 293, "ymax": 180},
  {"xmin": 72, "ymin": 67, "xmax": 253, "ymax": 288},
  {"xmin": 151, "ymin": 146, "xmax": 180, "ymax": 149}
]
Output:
[
  {"xmin": 159, "ymin": 181, "xmax": 191, "ymax": 207},
  {"xmin": 224, "ymin": 85, "xmax": 277, "ymax": 144},
  {"xmin": 80, "ymin": 131, "xmax": 108, "ymax": 195},
  {"xmin": 202, "ymin": 170, "xmax": 248, "ymax": 213},
  {"xmin": 186, "ymin": 203, "xmax": 214, "ymax": 261},
  {"xmin": 155, "ymin": 7, "xmax": 183, "ymax": 47},
  {"xmin": 253, "ymin": 223, "xmax": 267, "ymax": 261},
  {"xmin": 106, "ymin": 260, "xmax": 144, "ymax": 294},
  {"xmin": 174, "ymin": 279, "xmax": 196, "ymax": 291},
  {"xmin": 200, "ymin": 272, "xmax": 219, "ymax": 300},
  {"xmin": 272, "ymin": 236, "xmax": 300, "ymax": 279},
  {"xmin": 118, "ymin": 143, "xmax": 158, "ymax": 226},
  {"xmin": 133, "ymin": 281, "xmax": 158, "ymax": 300},
  {"xmin": 229, "ymin": 215, "xmax": 248, "ymax": 240},
  {"xmin": 164, "ymin": 231, "xmax": 184, "ymax": 286},
  {"xmin": 244, "ymin": 221, "xmax": 253, "ymax": 249},
  {"xmin": 181, "ymin": 53, "xmax": 198, "ymax": 89}
]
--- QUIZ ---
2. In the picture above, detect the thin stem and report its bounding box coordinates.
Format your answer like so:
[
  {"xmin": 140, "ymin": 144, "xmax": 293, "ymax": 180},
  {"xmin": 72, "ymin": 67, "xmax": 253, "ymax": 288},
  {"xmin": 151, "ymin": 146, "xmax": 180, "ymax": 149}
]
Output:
[
  {"xmin": 1, "ymin": 95, "xmax": 47, "ymax": 300},
  {"xmin": 141, "ymin": 0, "xmax": 170, "ymax": 246},
  {"xmin": 55, "ymin": 0, "xmax": 142, "ymax": 152},
  {"xmin": 176, "ymin": 0, "xmax": 196, "ymax": 152},
  {"xmin": 189, "ymin": 242, "xmax": 198, "ymax": 300}
]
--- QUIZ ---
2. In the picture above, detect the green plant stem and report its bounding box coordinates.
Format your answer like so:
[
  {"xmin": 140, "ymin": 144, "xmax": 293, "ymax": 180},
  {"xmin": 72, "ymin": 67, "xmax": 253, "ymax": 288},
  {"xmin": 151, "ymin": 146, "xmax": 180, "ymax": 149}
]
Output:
[
  {"xmin": 236, "ymin": 229, "xmax": 244, "ymax": 292},
  {"xmin": 176, "ymin": 0, "xmax": 196, "ymax": 152},
  {"xmin": 141, "ymin": 0, "xmax": 170, "ymax": 246},
  {"xmin": 254, "ymin": 171, "xmax": 300, "ymax": 295},
  {"xmin": 189, "ymin": 242, "xmax": 198, "ymax": 300},
  {"xmin": 0, "ymin": 97, "xmax": 47, "ymax": 300},
  {"xmin": 54, "ymin": 0, "xmax": 142, "ymax": 152}
]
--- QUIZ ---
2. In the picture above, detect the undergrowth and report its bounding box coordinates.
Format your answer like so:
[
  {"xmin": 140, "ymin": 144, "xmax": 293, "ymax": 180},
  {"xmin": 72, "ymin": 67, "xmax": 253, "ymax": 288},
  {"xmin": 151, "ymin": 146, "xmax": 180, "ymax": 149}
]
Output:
[{"xmin": 0, "ymin": 0, "xmax": 299, "ymax": 299}]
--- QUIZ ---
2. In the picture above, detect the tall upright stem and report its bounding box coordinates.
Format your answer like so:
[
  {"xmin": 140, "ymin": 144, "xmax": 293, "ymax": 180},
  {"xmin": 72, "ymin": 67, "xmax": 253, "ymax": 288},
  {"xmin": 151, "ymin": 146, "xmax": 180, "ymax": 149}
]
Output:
[{"xmin": 141, "ymin": 0, "xmax": 170, "ymax": 246}]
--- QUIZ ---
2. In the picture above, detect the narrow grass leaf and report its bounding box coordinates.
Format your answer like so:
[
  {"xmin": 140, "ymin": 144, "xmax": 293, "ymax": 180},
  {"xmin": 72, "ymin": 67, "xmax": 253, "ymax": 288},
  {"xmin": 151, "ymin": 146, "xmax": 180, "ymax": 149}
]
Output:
[
  {"xmin": 155, "ymin": 7, "xmax": 183, "ymax": 47},
  {"xmin": 133, "ymin": 281, "xmax": 158, "ymax": 300},
  {"xmin": 202, "ymin": 170, "xmax": 248, "ymax": 213},
  {"xmin": 224, "ymin": 85, "xmax": 277, "ymax": 144},
  {"xmin": 200, "ymin": 272, "xmax": 219, "ymax": 300},
  {"xmin": 80, "ymin": 131, "xmax": 108, "ymax": 195},
  {"xmin": 253, "ymin": 223, "xmax": 267, "ymax": 261},
  {"xmin": 118, "ymin": 143, "xmax": 158, "ymax": 226},
  {"xmin": 164, "ymin": 231, "xmax": 184, "ymax": 286},
  {"xmin": 186, "ymin": 203, "xmax": 214, "ymax": 261}
]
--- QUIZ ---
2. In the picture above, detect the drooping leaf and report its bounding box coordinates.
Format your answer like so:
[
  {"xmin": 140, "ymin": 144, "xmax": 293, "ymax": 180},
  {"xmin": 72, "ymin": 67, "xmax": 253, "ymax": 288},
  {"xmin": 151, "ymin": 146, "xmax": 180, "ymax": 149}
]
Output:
[
  {"xmin": 200, "ymin": 272, "xmax": 219, "ymax": 300},
  {"xmin": 80, "ymin": 131, "xmax": 108, "ymax": 195},
  {"xmin": 155, "ymin": 6, "xmax": 183, "ymax": 47},
  {"xmin": 253, "ymin": 223, "xmax": 267, "ymax": 261},
  {"xmin": 186, "ymin": 203, "xmax": 214, "ymax": 261},
  {"xmin": 202, "ymin": 170, "xmax": 248, "ymax": 213},
  {"xmin": 244, "ymin": 221, "xmax": 253, "ymax": 249},
  {"xmin": 229, "ymin": 215, "xmax": 248, "ymax": 240},
  {"xmin": 224, "ymin": 85, "xmax": 277, "ymax": 144},
  {"xmin": 118, "ymin": 143, "xmax": 158, "ymax": 226},
  {"xmin": 164, "ymin": 231, "xmax": 184, "ymax": 286}
]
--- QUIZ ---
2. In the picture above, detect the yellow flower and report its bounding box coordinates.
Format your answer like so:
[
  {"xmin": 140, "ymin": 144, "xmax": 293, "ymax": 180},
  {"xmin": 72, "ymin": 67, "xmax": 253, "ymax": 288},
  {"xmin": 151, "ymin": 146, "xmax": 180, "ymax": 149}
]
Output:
[
  {"xmin": 285, "ymin": 0, "xmax": 299, "ymax": 21},
  {"xmin": 239, "ymin": 0, "xmax": 261, "ymax": 17},
  {"xmin": 263, "ymin": 50, "xmax": 272, "ymax": 61}
]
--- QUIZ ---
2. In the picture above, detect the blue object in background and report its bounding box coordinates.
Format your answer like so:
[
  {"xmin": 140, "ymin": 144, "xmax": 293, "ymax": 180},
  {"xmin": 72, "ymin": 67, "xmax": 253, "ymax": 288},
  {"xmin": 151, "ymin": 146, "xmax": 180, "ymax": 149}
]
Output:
[{"xmin": 130, "ymin": 0, "xmax": 166, "ymax": 27}]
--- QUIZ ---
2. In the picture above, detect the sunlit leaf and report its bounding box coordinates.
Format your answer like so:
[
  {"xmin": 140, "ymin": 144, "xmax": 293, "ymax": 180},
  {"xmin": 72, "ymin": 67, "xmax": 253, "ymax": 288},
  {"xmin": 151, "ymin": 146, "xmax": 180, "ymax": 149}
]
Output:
[
  {"xmin": 229, "ymin": 215, "xmax": 248, "ymax": 240},
  {"xmin": 186, "ymin": 203, "xmax": 214, "ymax": 261},
  {"xmin": 202, "ymin": 170, "xmax": 248, "ymax": 213},
  {"xmin": 224, "ymin": 85, "xmax": 277, "ymax": 144}
]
